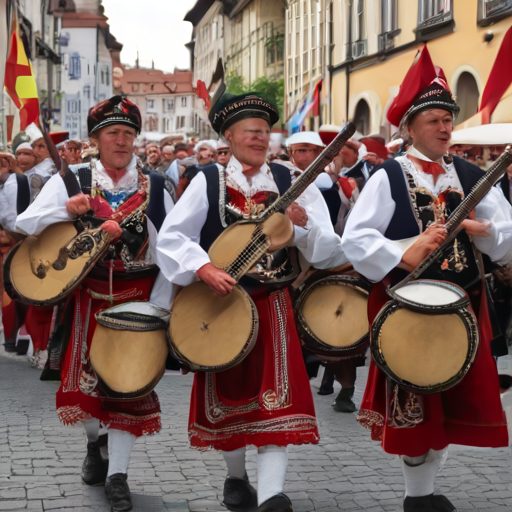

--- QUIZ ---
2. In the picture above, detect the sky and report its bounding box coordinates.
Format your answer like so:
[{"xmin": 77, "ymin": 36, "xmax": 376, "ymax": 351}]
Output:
[{"xmin": 102, "ymin": 0, "xmax": 198, "ymax": 72}]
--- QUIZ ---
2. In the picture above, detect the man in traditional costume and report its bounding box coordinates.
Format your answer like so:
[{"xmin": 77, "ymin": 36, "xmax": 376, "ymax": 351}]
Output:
[
  {"xmin": 16, "ymin": 95, "xmax": 174, "ymax": 512},
  {"xmin": 286, "ymin": 130, "xmax": 366, "ymax": 412},
  {"xmin": 156, "ymin": 93, "xmax": 346, "ymax": 512},
  {"xmin": 0, "ymin": 133, "xmax": 60, "ymax": 356},
  {"xmin": 341, "ymin": 46, "xmax": 512, "ymax": 512}
]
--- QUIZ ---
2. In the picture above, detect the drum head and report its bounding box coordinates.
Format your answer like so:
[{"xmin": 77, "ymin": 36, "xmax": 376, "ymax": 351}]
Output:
[
  {"xmin": 90, "ymin": 325, "xmax": 168, "ymax": 399},
  {"xmin": 300, "ymin": 279, "xmax": 368, "ymax": 348},
  {"xmin": 390, "ymin": 280, "xmax": 469, "ymax": 311},
  {"xmin": 169, "ymin": 282, "xmax": 258, "ymax": 372},
  {"xmin": 6, "ymin": 222, "xmax": 99, "ymax": 306},
  {"xmin": 378, "ymin": 307, "xmax": 469, "ymax": 389}
]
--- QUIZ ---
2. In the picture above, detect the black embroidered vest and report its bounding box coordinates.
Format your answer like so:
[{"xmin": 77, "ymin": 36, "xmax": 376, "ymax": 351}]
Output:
[{"xmin": 378, "ymin": 156, "xmax": 484, "ymax": 290}]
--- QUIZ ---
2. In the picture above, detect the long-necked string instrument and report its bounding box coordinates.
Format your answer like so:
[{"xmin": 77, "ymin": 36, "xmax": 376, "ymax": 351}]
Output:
[
  {"xmin": 390, "ymin": 146, "xmax": 512, "ymax": 292},
  {"xmin": 169, "ymin": 122, "xmax": 356, "ymax": 372},
  {"xmin": 208, "ymin": 122, "xmax": 356, "ymax": 281}
]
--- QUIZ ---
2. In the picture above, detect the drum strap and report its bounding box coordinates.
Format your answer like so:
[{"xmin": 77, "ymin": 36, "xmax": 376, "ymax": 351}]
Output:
[{"xmin": 15, "ymin": 174, "xmax": 31, "ymax": 215}]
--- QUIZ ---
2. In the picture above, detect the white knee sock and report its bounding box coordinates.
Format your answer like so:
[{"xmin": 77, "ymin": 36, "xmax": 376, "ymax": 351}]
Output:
[
  {"xmin": 83, "ymin": 418, "xmax": 100, "ymax": 443},
  {"xmin": 107, "ymin": 429, "xmax": 136, "ymax": 477},
  {"xmin": 257, "ymin": 445, "xmax": 288, "ymax": 506},
  {"xmin": 222, "ymin": 447, "xmax": 246, "ymax": 479},
  {"xmin": 401, "ymin": 447, "xmax": 448, "ymax": 497}
]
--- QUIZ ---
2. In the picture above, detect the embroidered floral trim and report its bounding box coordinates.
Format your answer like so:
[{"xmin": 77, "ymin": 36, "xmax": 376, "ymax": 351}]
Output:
[
  {"xmin": 357, "ymin": 409, "xmax": 385, "ymax": 441},
  {"xmin": 205, "ymin": 373, "xmax": 260, "ymax": 424},
  {"xmin": 262, "ymin": 290, "xmax": 291, "ymax": 410},
  {"xmin": 190, "ymin": 415, "xmax": 318, "ymax": 441}
]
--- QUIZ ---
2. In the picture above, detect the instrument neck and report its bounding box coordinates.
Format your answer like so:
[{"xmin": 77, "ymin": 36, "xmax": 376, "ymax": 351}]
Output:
[
  {"xmin": 262, "ymin": 123, "xmax": 356, "ymax": 218},
  {"xmin": 393, "ymin": 146, "xmax": 512, "ymax": 289}
]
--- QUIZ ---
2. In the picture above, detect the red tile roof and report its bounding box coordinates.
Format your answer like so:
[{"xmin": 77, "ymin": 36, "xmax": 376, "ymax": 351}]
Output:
[{"xmin": 118, "ymin": 68, "xmax": 195, "ymax": 95}]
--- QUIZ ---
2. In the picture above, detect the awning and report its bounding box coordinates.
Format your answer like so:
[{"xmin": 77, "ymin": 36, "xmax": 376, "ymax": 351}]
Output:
[{"xmin": 450, "ymin": 123, "xmax": 512, "ymax": 145}]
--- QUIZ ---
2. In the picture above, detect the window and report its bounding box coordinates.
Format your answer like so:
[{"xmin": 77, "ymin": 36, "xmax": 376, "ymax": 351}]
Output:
[
  {"xmin": 478, "ymin": 0, "xmax": 512, "ymax": 25},
  {"xmin": 67, "ymin": 99, "xmax": 79, "ymax": 114},
  {"xmin": 351, "ymin": 0, "xmax": 367, "ymax": 59},
  {"xmin": 68, "ymin": 53, "xmax": 81, "ymax": 80},
  {"xmin": 165, "ymin": 98, "xmax": 174, "ymax": 111},
  {"xmin": 417, "ymin": 0, "xmax": 452, "ymax": 27},
  {"xmin": 381, "ymin": 0, "xmax": 399, "ymax": 33},
  {"xmin": 181, "ymin": 97, "xmax": 187, "ymax": 107},
  {"xmin": 164, "ymin": 118, "xmax": 172, "ymax": 132},
  {"xmin": 106, "ymin": 68, "xmax": 110, "ymax": 86},
  {"xmin": 455, "ymin": 72, "xmax": 480, "ymax": 125},
  {"xmin": 147, "ymin": 99, "xmax": 155, "ymax": 110},
  {"xmin": 83, "ymin": 85, "xmax": 90, "ymax": 99},
  {"xmin": 379, "ymin": 0, "xmax": 400, "ymax": 51},
  {"xmin": 353, "ymin": 99, "xmax": 370, "ymax": 135}
]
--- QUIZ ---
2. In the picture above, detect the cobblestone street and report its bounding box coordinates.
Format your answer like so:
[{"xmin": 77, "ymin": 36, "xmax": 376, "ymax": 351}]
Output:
[{"xmin": 1, "ymin": 344, "xmax": 511, "ymax": 512}]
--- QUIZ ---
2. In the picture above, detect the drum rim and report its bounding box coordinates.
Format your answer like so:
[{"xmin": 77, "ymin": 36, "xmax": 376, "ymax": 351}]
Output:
[
  {"xmin": 96, "ymin": 302, "xmax": 171, "ymax": 331},
  {"xmin": 371, "ymin": 301, "xmax": 479, "ymax": 395},
  {"xmin": 168, "ymin": 283, "xmax": 260, "ymax": 373},
  {"xmin": 95, "ymin": 362, "xmax": 167, "ymax": 400},
  {"xmin": 3, "ymin": 224, "xmax": 110, "ymax": 307},
  {"xmin": 295, "ymin": 275, "xmax": 371, "ymax": 352},
  {"xmin": 387, "ymin": 279, "xmax": 470, "ymax": 313}
]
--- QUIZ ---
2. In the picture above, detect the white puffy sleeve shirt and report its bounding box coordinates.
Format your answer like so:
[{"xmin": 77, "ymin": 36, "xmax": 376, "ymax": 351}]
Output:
[
  {"xmin": 156, "ymin": 165, "xmax": 347, "ymax": 287},
  {"xmin": 341, "ymin": 161, "xmax": 512, "ymax": 282}
]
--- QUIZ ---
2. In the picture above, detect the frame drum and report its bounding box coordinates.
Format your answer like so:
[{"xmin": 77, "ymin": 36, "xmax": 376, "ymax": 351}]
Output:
[
  {"xmin": 372, "ymin": 280, "xmax": 479, "ymax": 394},
  {"xmin": 169, "ymin": 281, "xmax": 258, "ymax": 372},
  {"xmin": 90, "ymin": 302, "xmax": 170, "ymax": 400},
  {"xmin": 295, "ymin": 274, "xmax": 371, "ymax": 359}
]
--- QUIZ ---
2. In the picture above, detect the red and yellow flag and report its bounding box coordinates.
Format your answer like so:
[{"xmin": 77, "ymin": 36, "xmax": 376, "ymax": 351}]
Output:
[{"xmin": 4, "ymin": 21, "xmax": 40, "ymax": 130}]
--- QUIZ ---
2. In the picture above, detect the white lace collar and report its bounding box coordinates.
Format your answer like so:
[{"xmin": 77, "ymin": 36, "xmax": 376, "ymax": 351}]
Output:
[
  {"xmin": 225, "ymin": 156, "xmax": 279, "ymax": 195},
  {"xmin": 93, "ymin": 155, "xmax": 138, "ymax": 193}
]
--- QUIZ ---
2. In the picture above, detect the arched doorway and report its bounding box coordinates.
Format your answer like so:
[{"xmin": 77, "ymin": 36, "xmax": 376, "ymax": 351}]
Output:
[
  {"xmin": 455, "ymin": 72, "xmax": 480, "ymax": 125},
  {"xmin": 353, "ymin": 99, "xmax": 370, "ymax": 135}
]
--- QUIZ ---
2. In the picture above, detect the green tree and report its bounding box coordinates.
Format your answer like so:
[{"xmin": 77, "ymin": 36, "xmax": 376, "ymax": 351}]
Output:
[{"xmin": 224, "ymin": 72, "xmax": 284, "ymax": 122}]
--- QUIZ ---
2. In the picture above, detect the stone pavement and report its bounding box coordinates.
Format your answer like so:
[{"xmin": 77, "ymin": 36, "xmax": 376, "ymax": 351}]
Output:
[{"xmin": 1, "ymin": 345, "xmax": 511, "ymax": 512}]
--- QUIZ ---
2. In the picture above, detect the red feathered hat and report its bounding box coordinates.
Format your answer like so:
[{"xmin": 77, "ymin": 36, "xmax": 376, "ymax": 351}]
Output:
[{"xmin": 387, "ymin": 46, "xmax": 459, "ymax": 128}]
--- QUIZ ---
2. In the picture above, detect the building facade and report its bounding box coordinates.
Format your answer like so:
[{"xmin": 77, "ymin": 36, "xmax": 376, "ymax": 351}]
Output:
[
  {"xmin": 284, "ymin": 0, "xmax": 331, "ymax": 132},
  {"xmin": 284, "ymin": 0, "xmax": 512, "ymax": 139},
  {"xmin": 185, "ymin": 0, "xmax": 226, "ymax": 138},
  {"xmin": 58, "ymin": 5, "xmax": 119, "ymax": 140},
  {"xmin": 185, "ymin": 0, "xmax": 286, "ymax": 137},
  {"xmin": 328, "ymin": 0, "xmax": 512, "ymax": 139},
  {"xmin": 117, "ymin": 67, "xmax": 196, "ymax": 138},
  {"xmin": 223, "ymin": 0, "xmax": 285, "ymax": 84}
]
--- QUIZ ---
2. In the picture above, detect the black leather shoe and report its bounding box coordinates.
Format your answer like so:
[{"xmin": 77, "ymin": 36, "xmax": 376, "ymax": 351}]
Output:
[
  {"xmin": 257, "ymin": 493, "xmax": 293, "ymax": 512},
  {"xmin": 4, "ymin": 342, "xmax": 17, "ymax": 353},
  {"xmin": 404, "ymin": 494, "xmax": 456, "ymax": 511},
  {"xmin": 81, "ymin": 435, "xmax": 108, "ymax": 486},
  {"xmin": 105, "ymin": 473, "xmax": 132, "ymax": 512},
  {"xmin": 222, "ymin": 473, "xmax": 257, "ymax": 511},
  {"xmin": 317, "ymin": 386, "xmax": 334, "ymax": 396},
  {"xmin": 332, "ymin": 387, "xmax": 356, "ymax": 413}
]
